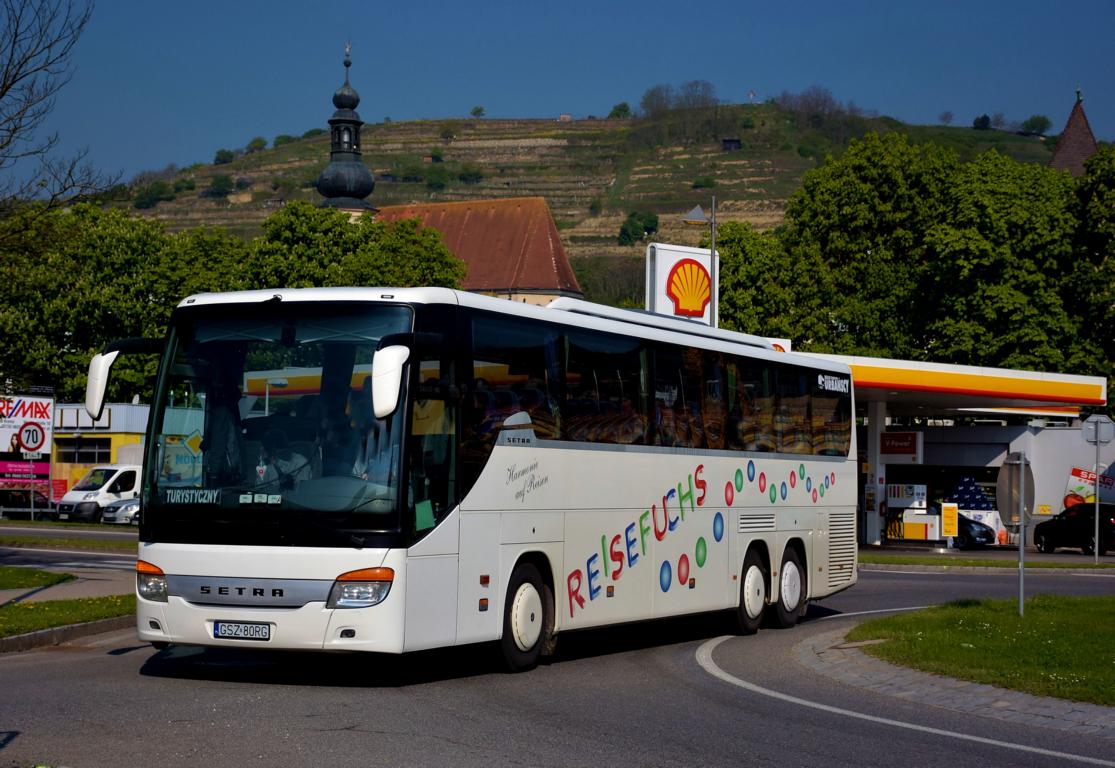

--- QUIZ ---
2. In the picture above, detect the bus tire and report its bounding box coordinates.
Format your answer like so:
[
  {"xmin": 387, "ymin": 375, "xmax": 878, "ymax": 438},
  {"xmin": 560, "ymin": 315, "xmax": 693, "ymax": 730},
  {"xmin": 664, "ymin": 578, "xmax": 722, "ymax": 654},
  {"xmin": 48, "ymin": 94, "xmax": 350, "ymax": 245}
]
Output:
[
  {"xmin": 770, "ymin": 547, "xmax": 805, "ymax": 629},
  {"xmin": 735, "ymin": 549, "xmax": 766, "ymax": 635},
  {"xmin": 500, "ymin": 562, "xmax": 553, "ymax": 672}
]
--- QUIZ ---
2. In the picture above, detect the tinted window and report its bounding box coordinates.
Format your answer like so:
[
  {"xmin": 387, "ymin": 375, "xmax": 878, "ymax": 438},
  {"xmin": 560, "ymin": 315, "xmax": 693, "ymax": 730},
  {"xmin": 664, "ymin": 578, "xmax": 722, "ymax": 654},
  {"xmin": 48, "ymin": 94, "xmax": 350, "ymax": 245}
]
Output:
[{"xmin": 564, "ymin": 330, "xmax": 648, "ymax": 444}]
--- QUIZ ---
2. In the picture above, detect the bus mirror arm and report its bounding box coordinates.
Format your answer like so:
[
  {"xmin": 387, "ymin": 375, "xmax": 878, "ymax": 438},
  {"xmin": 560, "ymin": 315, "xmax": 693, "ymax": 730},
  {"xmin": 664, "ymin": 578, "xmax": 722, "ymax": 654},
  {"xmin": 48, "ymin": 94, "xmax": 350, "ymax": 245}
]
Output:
[
  {"xmin": 85, "ymin": 337, "xmax": 163, "ymax": 420},
  {"xmin": 372, "ymin": 345, "xmax": 411, "ymax": 419}
]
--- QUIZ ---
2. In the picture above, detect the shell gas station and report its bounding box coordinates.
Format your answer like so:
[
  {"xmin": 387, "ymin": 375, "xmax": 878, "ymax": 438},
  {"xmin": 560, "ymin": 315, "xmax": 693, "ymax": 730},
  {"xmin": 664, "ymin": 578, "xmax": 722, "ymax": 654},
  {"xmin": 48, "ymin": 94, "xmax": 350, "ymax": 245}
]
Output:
[{"xmin": 646, "ymin": 240, "xmax": 1112, "ymax": 547}]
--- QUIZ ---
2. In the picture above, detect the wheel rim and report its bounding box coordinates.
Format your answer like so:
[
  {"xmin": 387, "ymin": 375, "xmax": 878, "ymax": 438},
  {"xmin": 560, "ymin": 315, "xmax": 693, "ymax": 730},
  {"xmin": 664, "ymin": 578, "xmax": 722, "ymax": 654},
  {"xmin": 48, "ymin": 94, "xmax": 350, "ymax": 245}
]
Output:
[
  {"xmin": 743, "ymin": 564, "xmax": 765, "ymax": 619},
  {"xmin": 510, "ymin": 582, "xmax": 543, "ymax": 652},
  {"xmin": 780, "ymin": 561, "xmax": 802, "ymax": 611}
]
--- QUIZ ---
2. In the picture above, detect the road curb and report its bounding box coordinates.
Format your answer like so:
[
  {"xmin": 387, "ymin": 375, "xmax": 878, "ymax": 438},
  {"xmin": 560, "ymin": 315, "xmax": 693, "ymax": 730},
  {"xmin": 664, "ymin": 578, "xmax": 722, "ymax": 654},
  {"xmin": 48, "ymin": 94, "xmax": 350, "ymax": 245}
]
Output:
[{"xmin": 0, "ymin": 615, "xmax": 133, "ymax": 654}]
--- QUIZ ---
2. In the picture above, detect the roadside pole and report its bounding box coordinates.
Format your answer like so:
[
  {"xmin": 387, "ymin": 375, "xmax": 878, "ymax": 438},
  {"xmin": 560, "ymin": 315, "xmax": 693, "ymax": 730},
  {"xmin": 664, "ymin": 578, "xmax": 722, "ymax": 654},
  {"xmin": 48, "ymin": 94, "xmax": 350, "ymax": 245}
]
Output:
[
  {"xmin": 997, "ymin": 452, "xmax": 1033, "ymax": 618},
  {"xmin": 1018, "ymin": 455, "xmax": 1025, "ymax": 617},
  {"xmin": 1082, "ymin": 415, "xmax": 1114, "ymax": 566}
]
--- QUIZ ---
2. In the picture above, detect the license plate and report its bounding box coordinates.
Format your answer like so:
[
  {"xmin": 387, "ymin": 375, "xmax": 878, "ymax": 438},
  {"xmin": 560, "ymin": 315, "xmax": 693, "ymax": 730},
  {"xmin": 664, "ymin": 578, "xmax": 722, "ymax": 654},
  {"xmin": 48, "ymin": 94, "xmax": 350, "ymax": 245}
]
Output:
[
  {"xmin": 213, "ymin": 621, "xmax": 271, "ymax": 641},
  {"xmin": 58, "ymin": 513, "xmax": 69, "ymax": 520}
]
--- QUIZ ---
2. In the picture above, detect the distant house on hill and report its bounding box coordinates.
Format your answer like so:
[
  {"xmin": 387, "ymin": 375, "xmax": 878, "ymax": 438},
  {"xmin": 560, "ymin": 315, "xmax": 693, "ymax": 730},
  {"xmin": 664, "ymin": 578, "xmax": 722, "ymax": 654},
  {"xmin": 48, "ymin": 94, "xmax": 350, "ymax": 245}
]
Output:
[
  {"xmin": 375, "ymin": 197, "xmax": 583, "ymax": 305},
  {"xmin": 1049, "ymin": 90, "xmax": 1099, "ymax": 177}
]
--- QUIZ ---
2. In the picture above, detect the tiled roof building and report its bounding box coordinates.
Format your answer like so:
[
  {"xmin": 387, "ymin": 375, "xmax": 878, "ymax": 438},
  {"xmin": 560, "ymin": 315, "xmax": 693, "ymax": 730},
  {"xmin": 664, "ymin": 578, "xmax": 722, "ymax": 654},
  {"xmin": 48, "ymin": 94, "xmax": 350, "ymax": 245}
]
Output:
[
  {"xmin": 376, "ymin": 197, "xmax": 583, "ymax": 304},
  {"xmin": 1049, "ymin": 90, "xmax": 1099, "ymax": 177}
]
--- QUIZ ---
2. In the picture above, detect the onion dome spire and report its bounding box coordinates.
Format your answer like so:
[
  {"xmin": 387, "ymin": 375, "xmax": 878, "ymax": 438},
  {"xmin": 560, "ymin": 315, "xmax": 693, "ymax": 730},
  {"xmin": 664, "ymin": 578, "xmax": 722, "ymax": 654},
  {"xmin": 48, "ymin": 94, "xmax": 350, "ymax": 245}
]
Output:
[{"xmin": 316, "ymin": 42, "xmax": 376, "ymax": 211}]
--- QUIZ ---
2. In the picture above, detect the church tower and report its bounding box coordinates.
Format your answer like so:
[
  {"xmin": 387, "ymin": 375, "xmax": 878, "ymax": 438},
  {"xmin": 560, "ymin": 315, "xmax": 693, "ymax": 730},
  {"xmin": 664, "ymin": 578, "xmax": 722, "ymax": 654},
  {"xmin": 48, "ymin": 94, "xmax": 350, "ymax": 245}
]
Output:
[{"xmin": 316, "ymin": 44, "xmax": 376, "ymax": 213}]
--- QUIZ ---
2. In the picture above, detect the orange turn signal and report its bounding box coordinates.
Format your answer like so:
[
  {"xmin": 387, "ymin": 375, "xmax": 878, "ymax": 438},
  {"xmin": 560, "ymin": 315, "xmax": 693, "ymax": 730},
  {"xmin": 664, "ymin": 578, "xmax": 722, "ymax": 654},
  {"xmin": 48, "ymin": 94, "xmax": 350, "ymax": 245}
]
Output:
[
  {"xmin": 136, "ymin": 559, "xmax": 164, "ymax": 575},
  {"xmin": 336, "ymin": 567, "xmax": 394, "ymax": 582}
]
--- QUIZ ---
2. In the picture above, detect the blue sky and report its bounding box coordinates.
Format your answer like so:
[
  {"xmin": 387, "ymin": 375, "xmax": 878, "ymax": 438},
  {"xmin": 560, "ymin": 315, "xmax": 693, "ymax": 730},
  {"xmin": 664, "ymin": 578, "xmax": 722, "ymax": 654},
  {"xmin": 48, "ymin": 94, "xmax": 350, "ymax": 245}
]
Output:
[{"xmin": 43, "ymin": 0, "xmax": 1115, "ymax": 182}]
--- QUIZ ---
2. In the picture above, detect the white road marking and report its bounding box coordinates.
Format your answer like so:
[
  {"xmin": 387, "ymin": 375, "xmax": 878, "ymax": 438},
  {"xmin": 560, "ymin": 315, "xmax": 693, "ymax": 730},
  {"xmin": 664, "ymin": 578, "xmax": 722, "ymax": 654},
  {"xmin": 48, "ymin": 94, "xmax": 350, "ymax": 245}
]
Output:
[{"xmin": 696, "ymin": 635, "xmax": 1115, "ymax": 767}]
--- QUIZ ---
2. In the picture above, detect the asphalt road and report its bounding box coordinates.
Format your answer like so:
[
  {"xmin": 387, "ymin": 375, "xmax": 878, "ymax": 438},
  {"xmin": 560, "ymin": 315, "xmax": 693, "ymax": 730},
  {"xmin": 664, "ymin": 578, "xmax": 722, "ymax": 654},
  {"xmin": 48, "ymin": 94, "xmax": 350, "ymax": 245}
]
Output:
[{"xmin": 2, "ymin": 568, "xmax": 1114, "ymax": 768}]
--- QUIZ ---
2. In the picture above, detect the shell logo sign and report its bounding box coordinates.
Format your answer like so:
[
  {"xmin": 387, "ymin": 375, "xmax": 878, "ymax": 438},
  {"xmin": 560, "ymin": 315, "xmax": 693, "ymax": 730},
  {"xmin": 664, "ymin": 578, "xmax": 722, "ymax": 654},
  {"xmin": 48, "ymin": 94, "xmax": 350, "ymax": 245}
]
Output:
[
  {"xmin": 645, "ymin": 243, "xmax": 718, "ymax": 326},
  {"xmin": 665, "ymin": 259, "xmax": 712, "ymax": 317}
]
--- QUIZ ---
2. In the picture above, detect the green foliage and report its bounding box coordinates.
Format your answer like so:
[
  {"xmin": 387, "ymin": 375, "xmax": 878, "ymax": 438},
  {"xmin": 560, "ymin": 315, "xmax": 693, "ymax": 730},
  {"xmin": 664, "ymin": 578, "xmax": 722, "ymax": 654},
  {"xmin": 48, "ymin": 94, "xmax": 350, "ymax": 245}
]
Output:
[
  {"xmin": 272, "ymin": 134, "xmax": 297, "ymax": 148},
  {"xmin": 588, "ymin": 197, "xmax": 603, "ymax": 216},
  {"xmin": 244, "ymin": 201, "xmax": 465, "ymax": 291},
  {"xmin": 202, "ymin": 175, "xmax": 234, "ymax": 198},
  {"xmin": 213, "ymin": 148, "xmax": 235, "ymax": 165},
  {"xmin": 425, "ymin": 164, "xmax": 450, "ymax": 191},
  {"xmin": 245, "ymin": 137, "xmax": 267, "ymax": 153},
  {"xmin": 608, "ymin": 102, "xmax": 632, "ymax": 119},
  {"xmin": 470, "ymin": 106, "xmax": 485, "ymax": 118},
  {"xmin": 1021, "ymin": 114, "xmax": 1052, "ymax": 136},
  {"xmin": 235, "ymin": 176, "xmax": 252, "ymax": 191},
  {"xmin": 173, "ymin": 177, "xmax": 195, "ymax": 193},
  {"xmin": 429, "ymin": 147, "xmax": 444, "ymax": 162},
  {"xmin": 972, "ymin": 114, "xmax": 991, "ymax": 130},
  {"xmin": 132, "ymin": 180, "xmax": 175, "ymax": 210},
  {"xmin": 0, "ymin": 202, "xmax": 463, "ymax": 402},
  {"xmin": 301, "ymin": 128, "xmax": 327, "ymax": 139},
  {"xmin": 617, "ymin": 210, "xmax": 658, "ymax": 246},
  {"xmin": 691, "ymin": 176, "xmax": 716, "ymax": 189},
  {"xmin": 439, "ymin": 121, "xmax": 460, "ymax": 141},
  {"xmin": 457, "ymin": 164, "xmax": 483, "ymax": 184}
]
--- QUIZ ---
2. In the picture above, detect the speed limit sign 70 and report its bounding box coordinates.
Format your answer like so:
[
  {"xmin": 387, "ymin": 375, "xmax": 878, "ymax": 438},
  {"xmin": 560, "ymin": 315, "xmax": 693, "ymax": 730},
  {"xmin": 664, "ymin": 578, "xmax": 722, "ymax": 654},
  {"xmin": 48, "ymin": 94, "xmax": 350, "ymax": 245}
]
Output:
[{"xmin": 18, "ymin": 421, "xmax": 45, "ymax": 452}]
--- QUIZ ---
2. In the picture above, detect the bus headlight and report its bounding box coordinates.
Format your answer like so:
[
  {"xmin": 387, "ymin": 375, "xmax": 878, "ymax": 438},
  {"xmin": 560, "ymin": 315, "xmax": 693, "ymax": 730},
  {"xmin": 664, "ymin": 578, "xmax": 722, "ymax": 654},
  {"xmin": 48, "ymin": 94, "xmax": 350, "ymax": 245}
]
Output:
[
  {"xmin": 327, "ymin": 567, "xmax": 394, "ymax": 609},
  {"xmin": 136, "ymin": 559, "xmax": 167, "ymax": 602}
]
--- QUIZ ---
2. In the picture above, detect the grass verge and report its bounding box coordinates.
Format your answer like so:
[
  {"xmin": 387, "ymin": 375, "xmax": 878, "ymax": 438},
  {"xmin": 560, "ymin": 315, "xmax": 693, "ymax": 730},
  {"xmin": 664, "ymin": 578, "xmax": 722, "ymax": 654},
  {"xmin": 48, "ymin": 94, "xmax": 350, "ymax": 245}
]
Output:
[
  {"xmin": 847, "ymin": 595, "xmax": 1115, "ymax": 706},
  {"xmin": 0, "ymin": 566, "xmax": 75, "ymax": 590},
  {"xmin": 0, "ymin": 535, "xmax": 136, "ymax": 552},
  {"xmin": 859, "ymin": 552, "xmax": 1115, "ymax": 569},
  {"xmin": 0, "ymin": 594, "xmax": 135, "ymax": 638}
]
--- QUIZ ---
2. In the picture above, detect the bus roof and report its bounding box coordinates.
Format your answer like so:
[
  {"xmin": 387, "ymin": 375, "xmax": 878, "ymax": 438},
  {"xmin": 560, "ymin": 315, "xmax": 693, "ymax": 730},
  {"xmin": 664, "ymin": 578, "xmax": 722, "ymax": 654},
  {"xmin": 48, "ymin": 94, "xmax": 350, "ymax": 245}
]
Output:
[{"xmin": 175, "ymin": 287, "xmax": 850, "ymax": 375}]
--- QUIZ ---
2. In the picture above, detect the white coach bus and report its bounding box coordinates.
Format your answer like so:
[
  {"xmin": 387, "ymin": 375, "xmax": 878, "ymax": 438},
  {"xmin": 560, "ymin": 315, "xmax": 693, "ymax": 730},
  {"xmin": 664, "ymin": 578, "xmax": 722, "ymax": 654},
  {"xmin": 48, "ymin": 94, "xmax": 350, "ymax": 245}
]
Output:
[{"xmin": 86, "ymin": 288, "xmax": 857, "ymax": 670}]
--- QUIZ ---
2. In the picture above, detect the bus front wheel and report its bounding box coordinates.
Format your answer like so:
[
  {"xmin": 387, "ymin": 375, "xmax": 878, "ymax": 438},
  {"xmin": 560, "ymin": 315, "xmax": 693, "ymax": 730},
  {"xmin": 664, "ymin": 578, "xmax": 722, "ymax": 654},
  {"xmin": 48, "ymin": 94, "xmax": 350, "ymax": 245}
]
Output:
[
  {"xmin": 500, "ymin": 562, "xmax": 554, "ymax": 672},
  {"xmin": 735, "ymin": 549, "xmax": 766, "ymax": 635},
  {"xmin": 770, "ymin": 547, "xmax": 806, "ymax": 629}
]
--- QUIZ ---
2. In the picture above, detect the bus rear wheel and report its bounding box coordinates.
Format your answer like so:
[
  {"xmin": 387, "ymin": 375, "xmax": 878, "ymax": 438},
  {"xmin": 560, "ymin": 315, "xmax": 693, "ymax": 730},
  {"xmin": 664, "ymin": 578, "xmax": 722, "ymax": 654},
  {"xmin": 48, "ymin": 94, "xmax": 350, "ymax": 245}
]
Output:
[
  {"xmin": 770, "ymin": 548, "xmax": 806, "ymax": 629},
  {"xmin": 735, "ymin": 549, "xmax": 766, "ymax": 635},
  {"xmin": 500, "ymin": 562, "xmax": 554, "ymax": 672}
]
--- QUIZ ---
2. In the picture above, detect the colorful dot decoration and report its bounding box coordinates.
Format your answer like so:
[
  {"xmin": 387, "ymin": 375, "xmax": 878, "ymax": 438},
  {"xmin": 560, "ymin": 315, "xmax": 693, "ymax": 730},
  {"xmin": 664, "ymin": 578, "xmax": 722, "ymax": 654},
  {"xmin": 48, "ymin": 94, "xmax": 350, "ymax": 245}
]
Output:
[
  {"xmin": 659, "ymin": 516, "xmax": 719, "ymax": 592},
  {"xmin": 723, "ymin": 460, "xmax": 836, "ymax": 507}
]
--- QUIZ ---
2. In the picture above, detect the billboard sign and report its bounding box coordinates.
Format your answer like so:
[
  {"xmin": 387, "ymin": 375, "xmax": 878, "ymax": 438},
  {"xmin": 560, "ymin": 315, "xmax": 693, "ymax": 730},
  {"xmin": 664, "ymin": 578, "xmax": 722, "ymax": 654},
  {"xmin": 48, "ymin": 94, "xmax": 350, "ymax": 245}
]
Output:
[
  {"xmin": 0, "ymin": 395, "xmax": 54, "ymax": 493},
  {"xmin": 645, "ymin": 243, "xmax": 718, "ymax": 326},
  {"xmin": 880, "ymin": 431, "xmax": 924, "ymax": 464}
]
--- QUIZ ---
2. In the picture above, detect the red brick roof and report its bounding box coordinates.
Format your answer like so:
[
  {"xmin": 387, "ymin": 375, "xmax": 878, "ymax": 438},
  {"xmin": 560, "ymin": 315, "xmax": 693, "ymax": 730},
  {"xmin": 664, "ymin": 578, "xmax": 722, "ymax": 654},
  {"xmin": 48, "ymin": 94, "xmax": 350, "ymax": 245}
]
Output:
[
  {"xmin": 1049, "ymin": 95, "xmax": 1099, "ymax": 177},
  {"xmin": 376, "ymin": 197, "xmax": 582, "ymax": 297}
]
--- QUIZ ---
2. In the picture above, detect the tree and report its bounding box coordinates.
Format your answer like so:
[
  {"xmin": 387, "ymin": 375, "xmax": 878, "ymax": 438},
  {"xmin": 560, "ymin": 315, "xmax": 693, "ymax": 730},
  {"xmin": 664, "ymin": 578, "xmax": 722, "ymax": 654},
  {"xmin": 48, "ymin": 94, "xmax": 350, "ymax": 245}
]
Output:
[
  {"xmin": 0, "ymin": 1, "xmax": 115, "ymax": 232},
  {"xmin": 244, "ymin": 201, "xmax": 464, "ymax": 290},
  {"xmin": 676, "ymin": 80, "xmax": 718, "ymax": 111},
  {"xmin": 608, "ymin": 102, "xmax": 631, "ymax": 119},
  {"xmin": 202, "ymin": 175, "xmax": 233, "ymax": 198},
  {"xmin": 213, "ymin": 148, "xmax": 235, "ymax": 165},
  {"xmin": 1071, "ymin": 146, "xmax": 1115, "ymax": 391},
  {"xmin": 245, "ymin": 137, "xmax": 267, "ymax": 153},
  {"xmin": 972, "ymin": 114, "xmax": 991, "ymax": 130},
  {"xmin": 470, "ymin": 106, "xmax": 485, "ymax": 118},
  {"xmin": 921, "ymin": 151, "xmax": 1081, "ymax": 370},
  {"xmin": 938, "ymin": 111, "xmax": 954, "ymax": 126},
  {"xmin": 132, "ymin": 180, "xmax": 175, "ymax": 209},
  {"xmin": 639, "ymin": 84, "xmax": 674, "ymax": 119},
  {"xmin": 272, "ymin": 134, "xmax": 296, "ymax": 148},
  {"xmin": 991, "ymin": 112, "xmax": 1006, "ymax": 130},
  {"xmin": 617, "ymin": 210, "xmax": 658, "ymax": 246},
  {"xmin": 1021, "ymin": 114, "xmax": 1052, "ymax": 136},
  {"xmin": 780, "ymin": 132, "xmax": 959, "ymax": 356}
]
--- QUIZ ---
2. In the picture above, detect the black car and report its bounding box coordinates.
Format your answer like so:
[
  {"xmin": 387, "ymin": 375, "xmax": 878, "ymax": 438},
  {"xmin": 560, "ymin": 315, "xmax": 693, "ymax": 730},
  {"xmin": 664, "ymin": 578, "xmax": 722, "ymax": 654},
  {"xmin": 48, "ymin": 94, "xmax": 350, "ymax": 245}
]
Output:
[
  {"xmin": 0, "ymin": 488, "xmax": 54, "ymax": 520},
  {"xmin": 955, "ymin": 513, "xmax": 996, "ymax": 549},
  {"xmin": 1034, "ymin": 503, "xmax": 1115, "ymax": 555}
]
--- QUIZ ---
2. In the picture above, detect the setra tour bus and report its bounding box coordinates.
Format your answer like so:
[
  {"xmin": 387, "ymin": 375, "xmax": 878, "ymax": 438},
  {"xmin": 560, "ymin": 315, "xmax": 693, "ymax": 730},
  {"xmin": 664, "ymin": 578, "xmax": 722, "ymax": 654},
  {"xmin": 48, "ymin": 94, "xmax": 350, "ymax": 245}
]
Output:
[{"xmin": 85, "ymin": 287, "xmax": 856, "ymax": 670}]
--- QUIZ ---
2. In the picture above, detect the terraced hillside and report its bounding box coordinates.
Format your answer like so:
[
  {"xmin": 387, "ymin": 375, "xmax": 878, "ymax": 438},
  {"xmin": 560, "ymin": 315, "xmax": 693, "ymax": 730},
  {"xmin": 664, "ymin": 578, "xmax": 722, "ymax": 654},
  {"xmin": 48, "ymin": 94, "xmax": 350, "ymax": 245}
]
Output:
[{"xmin": 127, "ymin": 104, "xmax": 1057, "ymax": 278}]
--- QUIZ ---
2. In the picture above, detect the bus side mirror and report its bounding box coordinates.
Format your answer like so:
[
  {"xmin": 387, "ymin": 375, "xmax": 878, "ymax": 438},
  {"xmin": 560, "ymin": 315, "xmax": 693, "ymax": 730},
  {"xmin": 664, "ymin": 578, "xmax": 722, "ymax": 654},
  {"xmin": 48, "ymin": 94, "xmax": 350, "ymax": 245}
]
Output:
[
  {"xmin": 86, "ymin": 351, "xmax": 120, "ymax": 420},
  {"xmin": 372, "ymin": 345, "xmax": 410, "ymax": 419}
]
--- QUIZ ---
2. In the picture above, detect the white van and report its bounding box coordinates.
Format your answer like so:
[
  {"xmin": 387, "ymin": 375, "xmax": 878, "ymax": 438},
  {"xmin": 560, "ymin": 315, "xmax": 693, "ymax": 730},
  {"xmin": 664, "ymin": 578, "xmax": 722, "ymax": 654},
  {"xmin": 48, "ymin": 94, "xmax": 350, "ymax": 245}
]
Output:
[{"xmin": 56, "ymin": 464, "xmax": 141, "ymax": 523}]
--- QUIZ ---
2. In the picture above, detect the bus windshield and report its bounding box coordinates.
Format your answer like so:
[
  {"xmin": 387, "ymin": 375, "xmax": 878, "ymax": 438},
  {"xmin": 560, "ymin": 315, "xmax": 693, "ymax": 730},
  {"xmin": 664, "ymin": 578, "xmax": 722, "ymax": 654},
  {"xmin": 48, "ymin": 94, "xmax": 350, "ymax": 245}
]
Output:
[{"xmin": 146, "ymin": 302, "xmax": 412, "ymax": 547}]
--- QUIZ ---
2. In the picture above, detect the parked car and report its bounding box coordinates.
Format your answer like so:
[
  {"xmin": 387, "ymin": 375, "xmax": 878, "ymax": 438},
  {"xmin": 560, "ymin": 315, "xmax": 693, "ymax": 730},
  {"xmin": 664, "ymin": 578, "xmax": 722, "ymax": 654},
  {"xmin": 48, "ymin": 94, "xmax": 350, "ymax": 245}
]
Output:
[
  {"xmin": 55, "ymin": 464, "xmax": 141, "ymax": 523},
  {"xmin": 955, "ymin": 513, "xmax": 996, "ymax": 549},
  {"xmin": 0, "ymin": 488, "xmax": 54, "ymax": 520},
  {"xmin": 101, "ymin": 497, "xmax": 140, "ymax": 525},
  {"xmin": 1034, "ymin": 503, "xmax": 1115, "ymax": 555}
]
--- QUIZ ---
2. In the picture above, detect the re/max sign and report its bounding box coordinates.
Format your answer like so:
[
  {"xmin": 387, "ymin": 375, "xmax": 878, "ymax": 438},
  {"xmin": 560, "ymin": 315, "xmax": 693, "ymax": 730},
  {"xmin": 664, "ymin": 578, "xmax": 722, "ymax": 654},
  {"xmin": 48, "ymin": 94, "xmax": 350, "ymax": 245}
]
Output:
[{"xmin": 0, "ymin": 399, "xmax": 51, "ymax": 420}]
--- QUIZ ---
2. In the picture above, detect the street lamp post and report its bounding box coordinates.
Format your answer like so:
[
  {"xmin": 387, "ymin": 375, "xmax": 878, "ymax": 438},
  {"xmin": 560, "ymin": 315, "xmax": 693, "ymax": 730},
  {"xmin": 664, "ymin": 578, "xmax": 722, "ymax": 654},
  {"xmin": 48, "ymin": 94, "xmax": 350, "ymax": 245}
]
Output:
[{"xmin": 682, "ymin": 196, "xmax": 718, "ymax": 327}]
